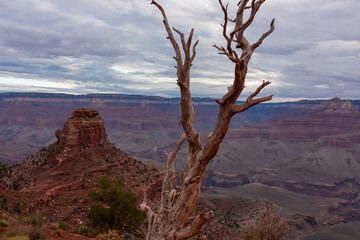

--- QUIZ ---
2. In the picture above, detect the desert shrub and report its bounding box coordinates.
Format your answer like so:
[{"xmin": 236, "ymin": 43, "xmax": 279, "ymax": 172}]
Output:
[
  {"xmin": 12, "ymin": 180, "xmax": 22, "ymax": 191},
  {"xmin": 52, "ymin": 221, "xmax": 69, "ymax": 230},
  {"xmin": 241, "ymin": 203, "xmax": 288, "ymax": 240},
  {"xmin": 0, "ymin": 196, "xmax": 8, "ymax": 210},
  {"xmin": 3, "ymin": 214, "xmax": 45, "ymax": 240},
  {"xmin": 26, "ymin": 213, "xmax": 44, "ymax": 227},
  {"xmin": 27, "ymin": 227, "xmax": 44, "ymax": 240},
  {"xmin": 7, "ymin": 227, "xmax": 44, "ymax": 240},
  {"xmin": 0, "ymin": 218, "xmax": 9, "ymax": 227},
  {"xmin": 72, "ymin": 227, "xmax": 97, "ymax": 236},
  {"xmin": 12, "ymin": 203, "xmax": 21, "ymax": 214},
  {"xmin": 53, "ymin": 229, "xmax": 64, "ymax": 238},
  {"xmin": 87, "ymin": 176, "xmax": 146, "ymax": 236},
  {"xmin": 59, "ymin": 222, "xmax": 69, "ymax": 230},
  {"xmin": 7, "ymin": 235, "xmax": 30, "ymax": 240},
  {"xmin": 95, "ymin": 230, "xmax": 124, "ymax": 240},
  {"xmin": 0, "ymin": 163, "xmax": 10, "ymax": 178}
]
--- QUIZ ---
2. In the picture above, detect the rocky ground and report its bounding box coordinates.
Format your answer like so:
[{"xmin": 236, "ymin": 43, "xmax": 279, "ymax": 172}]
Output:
[{"xmin": 0, "ymin": 109, "xmax": 162, "ymax": 238}]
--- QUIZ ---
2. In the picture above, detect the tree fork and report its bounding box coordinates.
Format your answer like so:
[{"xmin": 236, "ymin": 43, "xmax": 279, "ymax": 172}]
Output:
[{"xmin": 142, "ymin": 1, "xmax": 275, "ymax": 239}]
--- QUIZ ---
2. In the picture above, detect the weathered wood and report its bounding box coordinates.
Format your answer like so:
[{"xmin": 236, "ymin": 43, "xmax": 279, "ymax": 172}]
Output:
[{"xmin": 141, "ymin": 1, "xmax": 275, "ymax": 239}]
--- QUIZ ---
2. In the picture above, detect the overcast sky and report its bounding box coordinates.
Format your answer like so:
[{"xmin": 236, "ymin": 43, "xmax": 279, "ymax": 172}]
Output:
[{"xmin": 0, "ymin": 0, "xmax": 359, "ymax": 101}]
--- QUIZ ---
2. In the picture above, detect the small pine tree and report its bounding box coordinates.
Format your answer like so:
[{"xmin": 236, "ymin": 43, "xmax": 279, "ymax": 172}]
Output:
[
  {"xmin": 87, "ymin": 176, "xmax": 146, "ymax": 236},
  {"xmin": 0, "ymin": 163, "xmax": 10, "ymax": 178}
]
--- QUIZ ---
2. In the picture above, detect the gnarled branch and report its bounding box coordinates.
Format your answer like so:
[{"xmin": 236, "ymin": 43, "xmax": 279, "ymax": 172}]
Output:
[
  {"xmin": 146, "ymin": 0, "xmax": 275, "ymax": 239},
  {"xmin": 150, "ymin": 0, "xmax": 182, "ymax": 69},
  {"xmin": 151, "ymin": 0, "xmax": 202, "ymax": 153},
  {"xmin": 140, "ymin": 191, "xmax": 156, "ymax": 240},
  {"xmin": 232, "ymin": 80, "xmax": 273, "ymax": 113},
  {"xmin": 175, "ymin": 211, "xmax": 214, "ymax": 239},
  {"xmin": 161, "ymin": 133, "xmax": 186, "ymax": 209},
  {"xmin": 252, "ymin": 18, "xmax": 275, "ymax": 50}
]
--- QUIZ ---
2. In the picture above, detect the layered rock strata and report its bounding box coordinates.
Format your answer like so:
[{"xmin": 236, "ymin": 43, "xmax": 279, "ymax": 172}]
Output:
[{"xmin": 55, "ymin": 108, "xmax": 108, "ymax": 164}]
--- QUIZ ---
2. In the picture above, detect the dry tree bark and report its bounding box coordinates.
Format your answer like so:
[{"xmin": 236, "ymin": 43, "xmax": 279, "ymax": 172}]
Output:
[{"xmin": 141, "ymin": 1, "xmax": 275, "ymax": 239}]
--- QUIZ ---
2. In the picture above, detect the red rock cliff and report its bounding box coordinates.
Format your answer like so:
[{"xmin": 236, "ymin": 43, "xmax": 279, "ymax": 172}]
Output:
[
  {"xmin": 54, "ymin": 109, "xmax": 108, "ymax": 164},
  {"xmin": 56, "ymin": 108, "xmax": 108, "ymax": 148}
]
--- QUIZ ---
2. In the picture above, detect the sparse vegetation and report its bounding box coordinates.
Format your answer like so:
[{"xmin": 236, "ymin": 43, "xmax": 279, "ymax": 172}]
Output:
[
  {"xmin": 2, "ymin": 224, "xmax": 45, "ymax": 240},
  {"xmin": 95, "ymin": 230, "xmax": 124, "ymax": 240},
  {"xmin": 51, "ymin": 221, "xmax": 69, "ymax": 231},
  {"xmin": 53, "ymin": 229, "xmax": 64, "ymax": 238},
  {"xmin": 7, "ymin": 236, "xmax": 30, "ymax": 240},
  {"xmin": 0, "ymin": 212, "xmax": 46, "ymax": 240},
  {"xmin": 0, "ymin": 163, "xmax": 10, "ymax": 178},
  {"xmin": 12, "ymin": 181, "xmax": 21, "ymax": 191},
  {"xmin": 0, "ymin": 218, "xmax": 9, "ymax": 227},
  {"xmin": 72, "ymin": 227, "xmax": 94, "ymax": 236},
  {"xmin": 26, "ymin": 213, "xmax": 44, "ymax": 227},
  {"xmin": 0, "ymin": 196, "xmax": 8, "ymax": 210},
  {"xmin": 87, "ymin": 175, "xmax": 146, "ymax": 236},
  {"xmin": 12, "ymin": 203, "xmax": 21, "ymax": 214},
  {"xmin": 241, "ymin": 203, "xmax": 288, "ymax": 240}
]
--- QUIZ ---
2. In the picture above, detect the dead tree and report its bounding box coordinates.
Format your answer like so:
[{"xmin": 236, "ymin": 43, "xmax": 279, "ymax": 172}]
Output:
[{"xmin": 141, "ymin": 0, "xmax": 275, "ymax": 239}]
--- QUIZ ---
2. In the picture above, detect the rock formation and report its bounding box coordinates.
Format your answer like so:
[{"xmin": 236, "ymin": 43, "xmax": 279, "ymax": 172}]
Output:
[
  {"xmin": 1, "ymin": 108, "xmax": 162, "ymax": 231},
  {"xmin": 56, "ymin": 108, "xmax": 107, "ymax": 148},
  {"xmin": 55, "ymin": 109, "xmax": 108, "ymax": 164},
  {"xmin": 317, "ymin": 97, "xmax": 355, "ymax": 114}
]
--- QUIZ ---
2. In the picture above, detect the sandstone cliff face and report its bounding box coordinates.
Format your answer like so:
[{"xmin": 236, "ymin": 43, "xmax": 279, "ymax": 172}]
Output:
[
  {"xmin": 54, "ymin": 109, "xmax": 108, "ymax": 164},
  {"xmin": 56, "ymin": 109, "xmax": 107, "ymax": 148}
]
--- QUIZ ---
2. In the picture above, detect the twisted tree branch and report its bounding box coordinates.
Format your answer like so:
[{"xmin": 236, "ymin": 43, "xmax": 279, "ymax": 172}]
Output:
[
  {"xmin": 175, "ymin": 211, "xmax": 214, "ymax": 239},
  {"xmin": 161, "ymin": 132, "xmax": 186, "ymax": 209},
  {"xmin": 151, "ymin": 0, "xmax": 201, "ymax": 152},
  {"xmin": 252, "ymin": 18, "xmax": 275, "ymax": 50},
  {"xmin": 232, "ymin": 80, "xmax": 273, "ymax": 113}
]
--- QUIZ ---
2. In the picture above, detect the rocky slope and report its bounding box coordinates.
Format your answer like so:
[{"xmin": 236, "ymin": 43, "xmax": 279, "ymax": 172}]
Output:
[{"xmin": 0, "ymin": 108, "xmax": 162, "ymax": 234}]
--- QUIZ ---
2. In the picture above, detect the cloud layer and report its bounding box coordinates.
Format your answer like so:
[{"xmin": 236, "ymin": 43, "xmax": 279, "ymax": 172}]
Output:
[{"xmin": 0, "ymin": 0, "xmax": 359, "ymax": 101}]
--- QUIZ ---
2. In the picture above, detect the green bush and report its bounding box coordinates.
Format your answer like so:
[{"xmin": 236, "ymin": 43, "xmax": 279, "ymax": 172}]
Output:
[
  {"xmin": 51, "ymin": 221, "xmax": 69, "ymax": 230},
  {"xmin": 0, "ymin": 163, "xmax": 10, "ymax": 178},
  {"xmin": 87, "ymin": 176, "xmax": 146, "ymax": 236}
]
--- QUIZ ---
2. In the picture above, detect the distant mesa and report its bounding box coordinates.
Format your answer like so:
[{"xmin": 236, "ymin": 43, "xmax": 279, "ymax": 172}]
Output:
[{"xmin": 317, "ymin": 97, "xmax": 355, "ymax": 114}]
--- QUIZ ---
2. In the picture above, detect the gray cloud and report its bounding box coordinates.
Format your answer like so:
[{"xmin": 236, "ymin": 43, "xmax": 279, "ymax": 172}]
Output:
[{"xmin": 0, "ymin": 0, "xmax": 359, "ymax": 101}]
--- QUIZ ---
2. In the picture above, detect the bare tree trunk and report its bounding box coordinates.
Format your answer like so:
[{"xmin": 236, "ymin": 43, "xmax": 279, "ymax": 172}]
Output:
[{"xmin": 141, "ymin": 1, "xmax": 275, "ymax": 239}]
